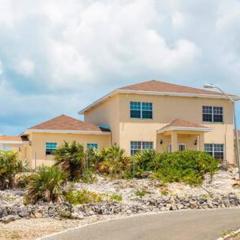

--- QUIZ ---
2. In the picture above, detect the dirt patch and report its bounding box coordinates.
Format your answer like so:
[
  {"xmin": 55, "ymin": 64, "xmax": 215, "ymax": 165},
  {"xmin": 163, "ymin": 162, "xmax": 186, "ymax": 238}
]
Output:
[{"xmin": 0, "ymin": 217, "xmax": 102, "ymax": 240}]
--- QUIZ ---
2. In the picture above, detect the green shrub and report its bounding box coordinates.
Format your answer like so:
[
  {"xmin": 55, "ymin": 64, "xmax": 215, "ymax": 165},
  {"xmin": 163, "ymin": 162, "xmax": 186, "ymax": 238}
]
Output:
[
  {"xmin": 54, "ymin": 141, "xmax": 86, "ymax": 181},
  {"xmin": 15, "ymin": 173, "xmax": 32, "ymax": 188},
  {"xmin": 25, "ymin": 166, "xmax": 66, "ymax": 204},
  {"xmin": 135, "ymin": 189, "xmax": 148, "ymax": 198},
  {"xmin": 81, "ymin": 169, "xmax": 96, "ymax": 183},
  {"xmin": 0, "ymin": 151, "xmax": 23, "ymax": 190},
  {"xmin": 109, "ymin": 193, "xmax": 122, "ymax": 202},
  {"xmin": 97, "ymin": 145, "xmax": 131, "ymax": 178},
  {"xmin": 65, "ymin": 190, "xmax": 103, "ymax": 205},
  {"xmin": 131, "ymin": 150, "xmax": 157, "ymax": 178},
  {"xmin": 152, "ymin": 151, "xmax": 218, "ymax": 185}
]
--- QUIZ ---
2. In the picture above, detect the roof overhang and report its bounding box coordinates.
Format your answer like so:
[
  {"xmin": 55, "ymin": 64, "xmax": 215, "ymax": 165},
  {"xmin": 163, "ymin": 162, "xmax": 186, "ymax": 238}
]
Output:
[
  {"xmin": 79, "ymin": 89, "xmax": 240, "ymax": 114},
  {"xmin": 0, "ymin": 140, "xmax": 24, "ymax": 145},
  {"xmin": 157, "ymin": 126, "xmax": 212, "ymax": 134},
  {"xmin": 24, "ymin": 129, "xmax": 111, "ymax": 135}
]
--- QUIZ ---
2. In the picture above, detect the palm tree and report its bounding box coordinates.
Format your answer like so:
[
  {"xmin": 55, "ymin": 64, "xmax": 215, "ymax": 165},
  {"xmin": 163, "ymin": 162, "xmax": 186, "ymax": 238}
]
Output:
[
  {"xmin": 25, "ymin": 166, "xmax": 66, "ymax": 204},
  {"xmin": 54, "ymin": 141, "xmax": 85, "ymax": 181}
]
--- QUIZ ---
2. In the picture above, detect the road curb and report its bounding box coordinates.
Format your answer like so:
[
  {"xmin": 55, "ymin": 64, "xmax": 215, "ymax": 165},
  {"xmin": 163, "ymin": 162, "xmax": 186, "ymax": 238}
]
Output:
[{"xmin": 217, "ymin": 228, "xmax": 240, "ymax": 240}]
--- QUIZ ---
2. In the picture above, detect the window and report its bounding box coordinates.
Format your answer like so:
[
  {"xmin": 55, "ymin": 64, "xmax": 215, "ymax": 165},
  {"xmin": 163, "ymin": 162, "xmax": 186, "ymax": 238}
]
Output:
[
  {"xmin": 87, "ymin": 143, "xmax": 98, "ymax": 150},
  {"xmin": 202, "ymin": 106, "xmax": 223, "ymax": 123},
  {"xmin": 130, "ymin": 102, "xmax": 141, "ymax": 118},
  {"xmin": 46, "ymin": 142, "xmax": 57, "ymax": 155},
  {"xmin": 130, "ymin": 102, "xmax": 152, "ymax": 119},
  {"xmin": 178, "ymin": 144, "xmax": 186, "ymax": 151},
  {"xmin": 213, "ymin": 107, "xmax": 223, "ymax": 122},
  {"xmin": 204, "ymin": 144, "xmax": 224, "ymax": 160},
  {"xmin": 142, "ymin": 102, "xmax": 153, "ymax": 119},
  {"xmin": 130, "ymin": 141, "xmax": 153, "ymax": 155}
]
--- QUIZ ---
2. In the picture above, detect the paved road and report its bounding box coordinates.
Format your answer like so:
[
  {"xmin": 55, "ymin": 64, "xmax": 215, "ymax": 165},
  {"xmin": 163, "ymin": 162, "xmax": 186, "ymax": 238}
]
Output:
[{"xmin": 43, "ymin": 209, "xmax": 240, "ymax": 240}]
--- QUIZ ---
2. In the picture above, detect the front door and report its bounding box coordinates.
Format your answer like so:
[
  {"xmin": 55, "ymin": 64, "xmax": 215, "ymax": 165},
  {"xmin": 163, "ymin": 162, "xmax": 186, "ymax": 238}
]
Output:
[{"xmin": 178, "ymin": 144, "xmax": 186, "ymax": 151}]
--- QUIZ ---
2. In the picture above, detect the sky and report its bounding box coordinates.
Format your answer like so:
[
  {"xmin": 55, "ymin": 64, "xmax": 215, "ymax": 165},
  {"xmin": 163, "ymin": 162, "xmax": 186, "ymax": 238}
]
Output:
[{"xmin": 0, "ymin": 0, "xmax": 240, "ymax": 135}]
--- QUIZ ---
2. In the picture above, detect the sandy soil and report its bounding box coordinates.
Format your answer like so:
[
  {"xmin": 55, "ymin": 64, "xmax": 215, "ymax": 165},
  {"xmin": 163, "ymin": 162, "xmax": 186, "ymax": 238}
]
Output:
[{"xmin": 0, "ymin": 217, "xmax": 103, "ymax": 240}]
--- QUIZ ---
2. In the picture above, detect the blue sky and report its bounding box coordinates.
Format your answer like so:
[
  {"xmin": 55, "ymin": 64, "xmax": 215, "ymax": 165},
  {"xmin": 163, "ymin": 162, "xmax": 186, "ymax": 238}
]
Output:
[{"xmin": 0, "ymin": 0, "xmax": 240, "ymax": 135}]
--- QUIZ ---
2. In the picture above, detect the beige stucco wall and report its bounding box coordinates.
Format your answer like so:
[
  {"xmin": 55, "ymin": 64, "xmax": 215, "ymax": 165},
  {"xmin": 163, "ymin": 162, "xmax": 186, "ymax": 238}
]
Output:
[
  {"xmin": 24, "ymin": 132, "xmax": 111, "ymax": 168},
  {"xmin": 84, "ymin": 95, "xmax": 120, "ymax": 145},
  {"xmin": 84, "ymin": 92, "xmax": 234, "ymax": 164}
]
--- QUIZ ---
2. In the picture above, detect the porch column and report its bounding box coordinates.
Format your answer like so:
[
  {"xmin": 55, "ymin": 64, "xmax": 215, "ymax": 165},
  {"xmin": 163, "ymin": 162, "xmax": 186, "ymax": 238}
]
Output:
[
  {"xmin": 171, "ymin": 131, "xmax": 178, "ymax": 152},
  {"xmin": 198, "ymin": 133, "xmax": 205, "ymax": 151}
]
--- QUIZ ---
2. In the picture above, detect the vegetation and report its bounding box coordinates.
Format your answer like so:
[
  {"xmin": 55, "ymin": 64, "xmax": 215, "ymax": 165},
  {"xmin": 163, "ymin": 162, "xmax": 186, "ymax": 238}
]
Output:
[
  {"xmin": 53, "ymin": 142, "xmax": 218, "ymax": 186},
  {"xmin": 132, "ymin": 150, "xmax": 157, "ymax": 178},
  {"xmin": 1, "ymin": 141, "xmax": 218, "ymax": 206},
  {"xmin": 108, "ymin": 193, "xmax": 123, "ymax": 202},
  {"xmin": 25, "ymin": 166, "xmax": 66, "ymax": 204},
  {"xmin": 65, "ymin": 189, "xmax": 103, "ymax": 205},
  {"xmin": 15, "ymin": 173, "xmax": 32, "ymax": 188},
  {"xmin": 96, "ymin": 145, "xmax": 131, "ymax": 178},
  {"xmin": 54, "ymin": 141, "xmax": 86, "ymax": 181},
  {"xmin": 152, "ymin": 151, "xmax": 218, "ymax": 185},
  {"xmin": 0, "ymin": 151, "xmax": 24, "ymax": 190},
  {"xmin": 135, "ymin": 189, "xmax": 148, "ymax": 198}
]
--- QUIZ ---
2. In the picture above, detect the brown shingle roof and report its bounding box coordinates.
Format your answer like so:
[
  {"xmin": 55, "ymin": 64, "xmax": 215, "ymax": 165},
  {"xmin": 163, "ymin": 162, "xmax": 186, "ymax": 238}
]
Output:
[
  {"xmin": 120, "ymin": 80, "xmax": 221, "ymax": 95},
  {"xmin": 0, "ymin": 136, "xmax": 22, "ymax": 142},
  {"xmin": 159, "ymin": 119, "xmax": 209, "ymax": 132},
  {"xmin": 29, "ymin": 115, "xmax": 103, "ymax": 132}
]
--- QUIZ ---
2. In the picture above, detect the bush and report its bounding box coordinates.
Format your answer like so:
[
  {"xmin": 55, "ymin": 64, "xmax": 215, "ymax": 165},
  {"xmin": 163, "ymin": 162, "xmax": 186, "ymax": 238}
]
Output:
[
  {"xmin": 54, "ymin": 141, "xmax": 86, "ymax": 181},
  {"xmin": 0, "ymin": 151, "xmax": 23, "ymax": 190},
  {"xmin": 65, "ymin": 190, "xmax": 103, "ymax": 205},
  {"xmin": 135, "ymin": 189, "xmax": 148, "ymax": 198},
  {"xmin": 25, "ymin": 166, "xmax": 66, "ymax": 204},
  {"xmin": 131, "ymin": 150, "xmax": 157, "ymax": 178},
  {"xmin": 96, "ymin": 145, "xmax": 131, "ymax": 178},
  {"xmin": 108, "ymin": 193, "xmax": 122, "ymax": 202},
  {"xmin": 152, "ymin": 151, "xmax": 218, "ymax": 185},
  {"xmin": 15, "ymin": 173, "xmax": 32, "ymax": 188}
]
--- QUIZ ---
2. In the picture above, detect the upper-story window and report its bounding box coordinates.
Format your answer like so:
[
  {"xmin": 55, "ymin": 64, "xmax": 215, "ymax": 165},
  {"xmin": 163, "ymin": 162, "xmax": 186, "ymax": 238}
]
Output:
[
  {"xmin": 130, "ymin": 101, "xmax": 152, "ymax": 119},
  {"xmin": 46, "ymin": 142, "xmax": 57, "ymax": 155},
  {"xmin": 202, "ymin": 106, "xmax": 223, "ymax": 123}
]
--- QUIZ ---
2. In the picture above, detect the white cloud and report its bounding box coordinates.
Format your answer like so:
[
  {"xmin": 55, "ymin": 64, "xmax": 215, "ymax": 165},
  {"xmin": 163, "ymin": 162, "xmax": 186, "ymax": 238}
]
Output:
[
  {"xmin": 0, "ymin": 60, "xmax": 3, "ymax": 75},
  {"xmin": 15, "ymin": 58, "xmax": 35, "ymax": 76},
  {"xmin": 0, "ymin": 0, "xmax": 239, "ymax": 134}
]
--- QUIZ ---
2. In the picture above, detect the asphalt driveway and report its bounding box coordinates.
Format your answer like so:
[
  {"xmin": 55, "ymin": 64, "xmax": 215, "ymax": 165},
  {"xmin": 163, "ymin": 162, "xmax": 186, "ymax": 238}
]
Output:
[{"xmin": 42, "ymin": 208, "xmax": 240, "ymax": 240}]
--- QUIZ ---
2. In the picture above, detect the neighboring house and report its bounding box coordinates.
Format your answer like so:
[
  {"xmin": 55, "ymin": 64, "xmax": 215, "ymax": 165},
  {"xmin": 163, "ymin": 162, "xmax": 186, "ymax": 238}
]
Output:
[
  {"xmin": 20, "ymin": 80, "xmax": 239, "ymax": 167},
  {"xmin": 0, "ymin": 135, "xmax": 29, "ymax": 161},
  {"xmin": 0, "ymin": 136, "xmax": 23, "ymax": 151}
]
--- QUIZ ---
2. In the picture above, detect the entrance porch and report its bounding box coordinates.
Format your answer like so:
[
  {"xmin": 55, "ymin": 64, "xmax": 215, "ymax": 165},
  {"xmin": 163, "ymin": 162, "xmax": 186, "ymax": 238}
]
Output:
[{"xmin": 156, "ymin": 119, "xmax": 211, "ymax": 153}]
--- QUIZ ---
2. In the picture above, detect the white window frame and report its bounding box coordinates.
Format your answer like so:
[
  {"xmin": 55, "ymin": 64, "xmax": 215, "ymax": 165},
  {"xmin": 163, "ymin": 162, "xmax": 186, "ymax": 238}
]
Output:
[
  {"xmin": 202, "ymin": 106, "xmax": 223, "ymax": 123},
  {"xmin": 130, "ymin": 141, "xmax": 153, "ymax": 155},
  {"xmin": 130, "ymin": 102, "xmax": 153, "ymax": 119},
  {"xmin": 204, "ymin": 143, "xmax": 224, "ymax": 160}
]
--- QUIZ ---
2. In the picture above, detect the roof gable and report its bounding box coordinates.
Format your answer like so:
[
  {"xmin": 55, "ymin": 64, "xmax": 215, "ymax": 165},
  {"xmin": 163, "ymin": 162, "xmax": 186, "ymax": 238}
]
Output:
[
  {"xmin": 158, "ymin": 118, "xmax": 210, "ymax": 133},
  {"xmin": 29, "ymin": 114, "xmax": 102, "ymax": 132}
]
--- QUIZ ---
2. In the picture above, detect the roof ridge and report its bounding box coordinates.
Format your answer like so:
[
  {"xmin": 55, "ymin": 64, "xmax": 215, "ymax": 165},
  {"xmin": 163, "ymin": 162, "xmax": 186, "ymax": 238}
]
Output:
[{"xmin": 120, "ymin": 79, "xmax": 219, "ymax": 94}]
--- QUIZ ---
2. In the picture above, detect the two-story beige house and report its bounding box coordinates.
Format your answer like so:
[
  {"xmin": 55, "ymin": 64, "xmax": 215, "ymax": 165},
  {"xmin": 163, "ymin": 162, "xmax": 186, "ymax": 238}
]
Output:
[{"xmin": 20, "ymin": 80, "xmax": 239, "ymax": 168}]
